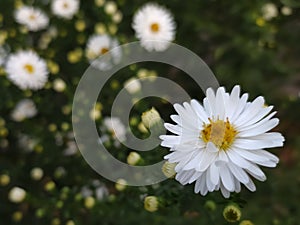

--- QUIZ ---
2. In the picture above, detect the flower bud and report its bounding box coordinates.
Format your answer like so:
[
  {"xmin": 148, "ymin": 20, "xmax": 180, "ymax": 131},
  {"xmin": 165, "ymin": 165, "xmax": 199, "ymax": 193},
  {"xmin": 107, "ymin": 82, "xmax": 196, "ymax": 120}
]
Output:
[
  {"xmin": 141, "ymin": 107, "xmax": 161, "ymax": 129},
  {"xmin": 84, "ymin": 196, "xmax": 96, "ymax": 209},
  {"xmin": 240, "ymin": 220, "xmax": 254, "ymax": 225},
  {"xmin": 53, "ymin": 78, "xmax": 66, "ymax": 92},
  {"xmin": 0, "ymin": 174, "xmax": 10, "ymax": 186},
  {"xmin": 144, "ymin": 196, "xmax": 159, "ymax": 212},
  {"xmin": 162, "ymin": 161, "xmax": 176, "ymax": 178},
  {"xmin": 127, "ymin": 152, "xmax": 141, "ymax": 165},
  {"xmin": 223, "ymin": 204, "xmax": 241, "ymax": 223},
  {"xmin": 115, "ymin": 178, "xmax": 127, "ymax": 191},
  {"xmin": 124, "ymin": 78, "xmax": 141, "ymax": 94},
  {"xmin": 104, "ymin": 1, "xmax": 117, "ymax": 15}
]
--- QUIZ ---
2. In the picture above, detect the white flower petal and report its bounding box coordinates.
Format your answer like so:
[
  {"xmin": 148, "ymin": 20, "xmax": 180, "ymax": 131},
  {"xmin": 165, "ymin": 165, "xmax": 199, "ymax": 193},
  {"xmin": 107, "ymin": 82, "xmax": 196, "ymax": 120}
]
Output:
[
  {"xmin": 220, "ymin": 165, "xmax": 235, "ymax": 192},
  {"xmin": 209, "ymin": 163, "xmax": 220, "ymax": 185},
  {"xmin": 238, "ymin": 118, "xmax": 279, "ymax": 137},
  {"xmin": 227, "ymin": 162, "xmax": 249, "ymax": 184},
  {"xmin": 190, "ymin": 99, "xmax": 209, "ymax": 123},
  {"xmin": 195, "ymin": 175, "xmax": 208, "ymax": 195},
  {"xmin": 244, "ymin": 178, "xmax": 256, "ymax": 192},
  {"xmin": 234, "ymin": 96, "xmax": 265, "ymax": 127}
]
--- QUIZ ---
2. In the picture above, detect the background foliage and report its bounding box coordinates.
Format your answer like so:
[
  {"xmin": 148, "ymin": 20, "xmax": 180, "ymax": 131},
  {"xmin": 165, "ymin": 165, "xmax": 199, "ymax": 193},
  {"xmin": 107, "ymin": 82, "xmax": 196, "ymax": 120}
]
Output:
[{"xmin": 0, "ymin": 0, "xmax": 300, "ymax": 224}]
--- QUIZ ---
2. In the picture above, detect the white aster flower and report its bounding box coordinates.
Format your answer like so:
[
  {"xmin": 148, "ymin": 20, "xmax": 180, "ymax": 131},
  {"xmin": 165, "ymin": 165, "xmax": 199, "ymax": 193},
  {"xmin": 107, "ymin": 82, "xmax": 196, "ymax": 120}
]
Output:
[
  {"xmin": 103, "ymin": 116, "xmax": 127, "ymax": 143},
  {"xmin": 5, "ymin": 50, "xmax": 49, "ymax": 90},
  {"xmin": 15, "ymin": 6, "xmax": 49, "ymax": 31},
  {"xmin": 51, "ymin": 0, "xmax": 80, "ymax": 19},
  {"xmin": 132, "ymin": 3, "xmax": 176, "ymax": 52},
  {"xmin": 160, "ymin": 85, "xmax": 284, "ymax": 198},
  {"xmin": 11, "ymin": 99, "xmax": 37, "ymax": 122},
  {"xmin": 86, "ymin": 34, "xmax": 121, "ymax": 71}
]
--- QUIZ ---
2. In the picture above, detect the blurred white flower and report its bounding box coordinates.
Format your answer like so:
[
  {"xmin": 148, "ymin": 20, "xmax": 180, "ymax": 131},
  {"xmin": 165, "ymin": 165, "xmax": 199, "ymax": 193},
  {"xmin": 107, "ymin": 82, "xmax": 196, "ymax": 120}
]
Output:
[
  {"xmin": 81, "ymin": 186, "xmax": 93, "ymax": 197},
  {"xmin": 30, "ymin": 167, "xmax": 44, "ymax": 181},
  {"xmin": 53, "ymin": 78, "xmax": 66, "ymax": 92},
  {"xmin": 124, "ymin": 77, "xmax": 142, "ymax": 94},
  {"xmin": 104, "ymin": 1, "xmax": 117, "ymax": 15},
  {"xmin": 17, "ymin": 134, "xmax": 37, "ymax": 152},
  {"xmin": 8, "ymin": 187, "xmax": 26, "ymax": 203},
  {"xmin": 281, "ymin": 6, "xmax": 292, "ymax": 16},
  {"xmin": 5, "ymin": 50, "xmax": 49, "ymax": 90},
  {"xmin": 15, "ymin": 6, "xmax": 49, "ymax": 31},
  {"xmin": 86, "ymin": 34, "xmax": 121, "ymax": 71},
  {"xmin": 63, "ymin": 140, "xmax": 78, "ymax": 156},
  {"xmin": 132, "ymin": 3, "xmax": 176, "ymax": 51},
  {"xmin": 112, "ymin": 11, "xmax": 123, "ymax": 24},
  {"xmin": 103, "ymin": 116, "xmax": 127, "ymax": 143},
  {"xmin": 51, "ymin": 0, "xmax": 80, "ymax": 19},
  {"xmin": 11, "ymin": 99, "xmax": 37, "ymax": 122},
  {"xmin": 262, "ymin": 3, "xmax": 278, "ymax": 21},
  {"xmin": 160, "ymin": 85, "xmax": 284, "ymax": 198}
]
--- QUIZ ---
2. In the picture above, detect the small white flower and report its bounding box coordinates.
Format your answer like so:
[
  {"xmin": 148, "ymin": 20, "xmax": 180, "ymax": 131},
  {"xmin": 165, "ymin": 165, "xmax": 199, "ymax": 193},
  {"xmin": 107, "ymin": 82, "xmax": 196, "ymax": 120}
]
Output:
[
  {"xmin": 15, "ymin": 6, "xmax": 49, "ymax": 31},
  {"xmin": 8, "ymin": 187, "xmax": 26, "ymax": 203},
  {"xmin": 5, "ymin": 50, "xmax": 49, "ymax": 90},
  {"xmin": 132, "ymin": 3, "xmax": 176, "ymax": 51},
  {"xmin": 160, "ymin": 85, "xmax": 284, "ymax": 198},
  {"xmin": 262, "ymin": 3, "xmax": 278, "ymax": 21},
  {"xmin": 86, "ymin": 34, "xmax": 121, "ymax": 70},
  {"xmin": 51, "ymin": 0, "xmax": 80, "ymax": 19},
  {"xmin": 124, "ymin": 77, "xmax": 142, "ymax": 94},
  {"xmin": 103, "ymin": 116, "xmax": 127, "ymax": 143},
  {"xmin": 11, "ymin": 99, "xmax": 37, "ymax": 122}
]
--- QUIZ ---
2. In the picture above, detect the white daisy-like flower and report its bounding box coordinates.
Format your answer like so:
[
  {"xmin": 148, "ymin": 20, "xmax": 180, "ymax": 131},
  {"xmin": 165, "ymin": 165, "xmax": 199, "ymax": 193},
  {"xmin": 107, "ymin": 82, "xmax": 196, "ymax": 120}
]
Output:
[
  {"xmin": 132, "ymin": 3, "xmax": 176, "ymax": 52},
  {"xmin": 103, "ymin": 116, "xmax": 127, "ymax": 143},
  {"xmin": 11, "ymin": 99, "xmax": 37, "ymax": 122},
  {"xmin": 160, "ymin": 85, "xmax": 284, "ymax": 198},
  {"xmin": 14, "ymin": 6, "xmax": 49, "ymax": 31},
  {"xmin": 86, "ymin": 34, "xmax": 121, "ymax": 71},
  {"xmin": 51, "ymin": 0, "xmax": 80, "ymax": 19},
  {"xmin": 5, "ymin": 50, "xmax": 49, "ymax": 90}
]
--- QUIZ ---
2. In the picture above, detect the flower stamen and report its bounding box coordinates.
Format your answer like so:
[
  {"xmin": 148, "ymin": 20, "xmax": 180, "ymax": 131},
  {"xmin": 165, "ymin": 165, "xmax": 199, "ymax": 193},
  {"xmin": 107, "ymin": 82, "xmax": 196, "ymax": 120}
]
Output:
[
  {"xmin": 100, "ymin": 47, "xmax": 109, "ymax": 55},
  {"xmin": 201, "ymin": 118, "xmax": 237, "ymax": 151},
  {"xmin": 23, "ymin": 64, "xmax": 35, "ymax": 74},
  {"xmin": 150, "ymin": 23, "xmax": 160, "ymax": 33}
]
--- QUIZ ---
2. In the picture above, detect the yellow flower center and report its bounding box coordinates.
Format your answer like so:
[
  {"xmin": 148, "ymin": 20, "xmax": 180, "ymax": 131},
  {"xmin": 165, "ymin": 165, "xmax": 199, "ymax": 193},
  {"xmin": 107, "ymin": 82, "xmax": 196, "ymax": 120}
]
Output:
[
  {"xmin": 201, "ymin": 118, "xmax": 237, "ymax": 151},
  {"xmin": 29, "ymin": 14, "xmax": 36, "ymax": 21},
  {"xmin": 100, "ymin": 47, "xmax": 109, "ymax": 55},
  {"xmin": 63, "ymin": 2, "xmax": 69, "ymax": 9},
  {"xmin": 23, "ymin": 64, "xmax": 35, "ymax": 74},
  {"xmin": 150, "ymin": 23, "xmax": 160, "ymax": 33}
]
